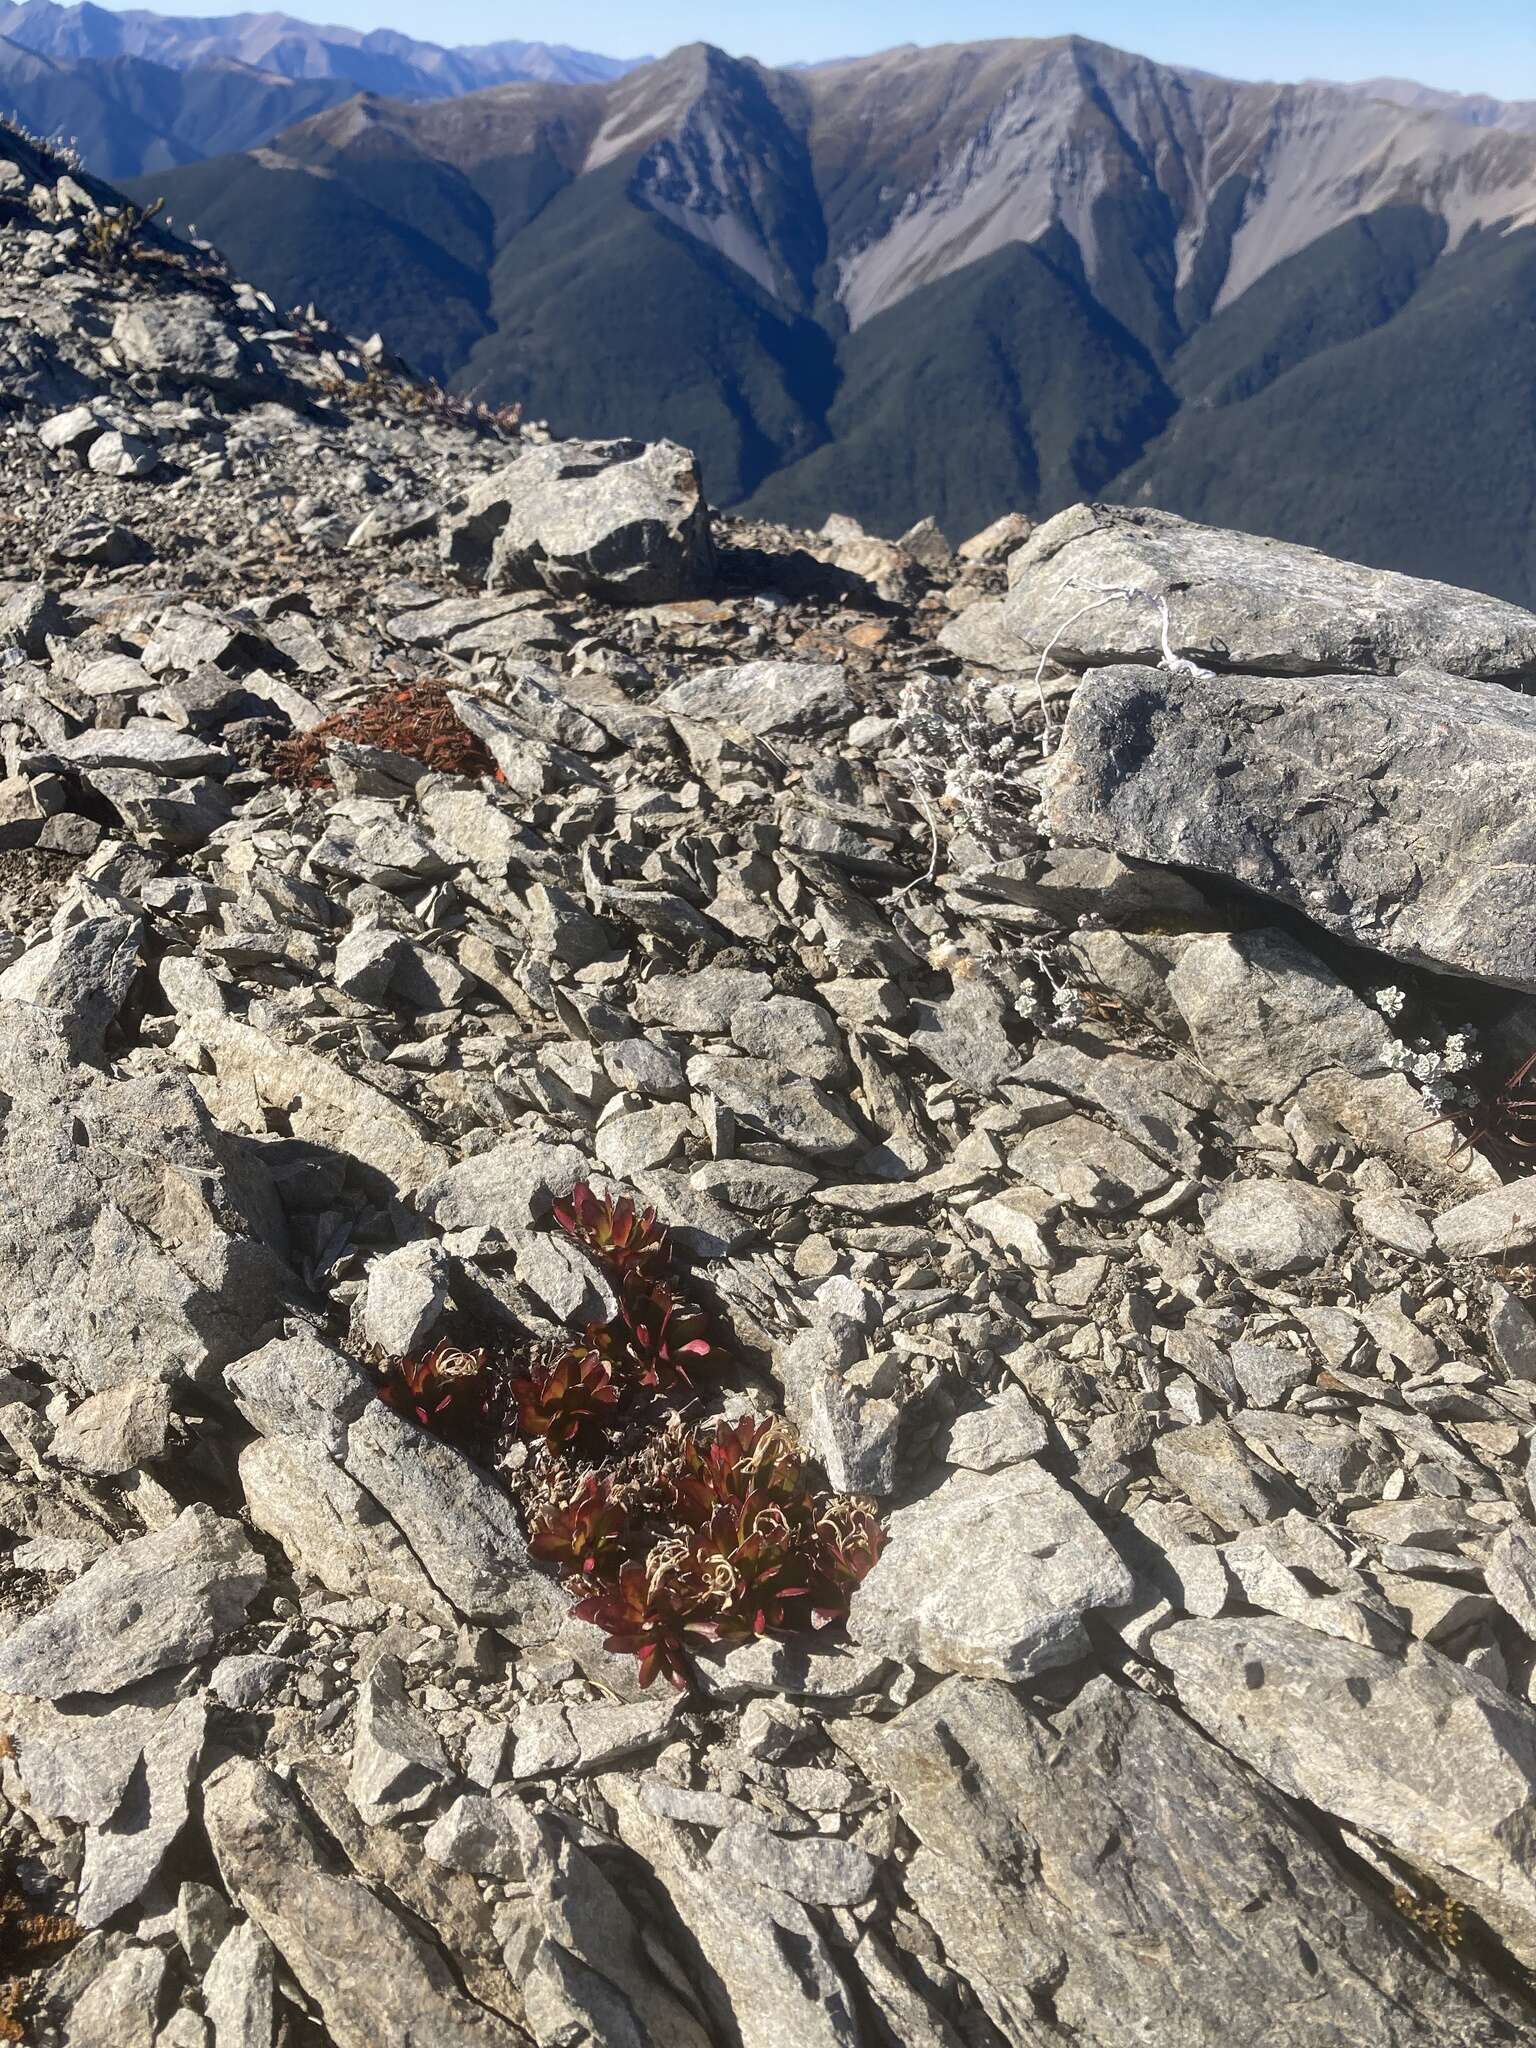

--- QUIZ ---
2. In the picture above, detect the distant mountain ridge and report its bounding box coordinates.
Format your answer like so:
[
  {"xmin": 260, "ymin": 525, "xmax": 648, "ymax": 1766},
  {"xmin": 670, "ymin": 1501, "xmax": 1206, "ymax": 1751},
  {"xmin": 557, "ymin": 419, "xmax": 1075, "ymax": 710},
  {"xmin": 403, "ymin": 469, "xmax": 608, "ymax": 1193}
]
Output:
[
  {"xmin": 1327, "ymin": 76, "xmax": 1536, "ymax": 134},
  {"xmin": 0, "ymin": 0, "xmax": 637, "ymax": 128},
  {"xmin": 0, "ymin": 33, "xmax": 353, "ymax": 172},
  {"xmin": 122, "ymin": 35, "xmax": 1536, "ymax": 606}
]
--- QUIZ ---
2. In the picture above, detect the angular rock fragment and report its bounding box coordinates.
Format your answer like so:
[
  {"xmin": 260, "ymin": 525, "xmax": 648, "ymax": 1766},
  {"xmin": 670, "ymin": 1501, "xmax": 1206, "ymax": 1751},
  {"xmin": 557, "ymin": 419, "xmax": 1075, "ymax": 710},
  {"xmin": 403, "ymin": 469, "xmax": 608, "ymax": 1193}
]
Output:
[
  {"xmin": 0, "ymin": 1505, "xmax": 265, "ymax": 1698},
  {"xmin": 203, "ymin": 1758, "xmax": 522, "ymax": 2048},
  {"xmin": 849, "ymin": 1462, "xmax": 1135, "ymax": 1679},
  {"xmin": 442, "ymin": 437, "xmax": 714, "ymax": 604},
  {"xmin": 842, "ymin": 1672, "xmax": 1518, "ymax": 2046},
  {"xmin": 1008, "ymin": 503, "xmax": 1536, "ymax": 677},
  {"xmin": 349, "ymin": 1656, "xmax": 452, "ymax": 1824},
  {"xmin": 1046, "ymin": 662, "xmax": 1536, "ymax": 991},
  {"xmin": 1168, "ymin": 928, "xmax": 1391, "ymax": 1102},
  {"xmin": 1158, "ymin": 1614, "xmax": 1536, "ymax": 1969},
  {"xmin": 660, "ymin": 659, "xmax": 854, "ymax": 736}
]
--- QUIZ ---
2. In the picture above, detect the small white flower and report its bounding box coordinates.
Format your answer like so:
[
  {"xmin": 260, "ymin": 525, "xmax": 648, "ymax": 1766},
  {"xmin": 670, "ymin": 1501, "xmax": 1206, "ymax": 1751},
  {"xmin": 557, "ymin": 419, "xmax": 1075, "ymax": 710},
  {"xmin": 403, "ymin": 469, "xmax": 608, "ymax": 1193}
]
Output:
[{"xmin": 1374, "ymin": 985, "xmax": 1406, "ymax": 1019}]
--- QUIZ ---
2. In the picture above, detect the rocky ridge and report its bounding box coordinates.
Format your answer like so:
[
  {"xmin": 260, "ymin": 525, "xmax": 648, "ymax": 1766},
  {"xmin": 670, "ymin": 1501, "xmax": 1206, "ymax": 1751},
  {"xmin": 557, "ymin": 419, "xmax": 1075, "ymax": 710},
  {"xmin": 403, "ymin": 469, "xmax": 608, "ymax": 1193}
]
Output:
[{"xmin": 6, "ymin": 112, "xmax": 1536, "ymax": 2048}]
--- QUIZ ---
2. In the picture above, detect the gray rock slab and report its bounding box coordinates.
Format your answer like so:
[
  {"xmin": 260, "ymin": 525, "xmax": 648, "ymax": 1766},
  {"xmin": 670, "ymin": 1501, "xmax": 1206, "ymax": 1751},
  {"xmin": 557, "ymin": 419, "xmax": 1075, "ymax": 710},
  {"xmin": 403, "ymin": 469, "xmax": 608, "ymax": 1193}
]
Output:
[
  {"xmin": 203, "ymin": 1758, "xmax": 523, "ymax": 2048},
  {"xmin": 843, "ymin": 1671, "xmax": 1518, "ymax": 2047},
  {"xmin": 349, "ymin": 1656, "xmax": 452, "ymax": 1824},
  {"xmin": 1006, "ymin": 503, "xmax": 1536, "ymax": 677},
  {"xmin": 659, "ymin": 659, "xmax": 854, "ymax": 736},
  {"xmin": 1045, "ymin": 662, "xmax": 1536, "ymax": 992},
  {"xmin": 442, "ymin": 436, "xmax": 714, "ymax": 605},
  {"xmin": 1168, "ymin": 928, "xmax": 1392, "ymax": 1103},
  {"xmin": 848, "ymin": 1462, "xmax": 1135, "ymax": 1680},
  {"xmin": 1436, "ymin": 1178, "xmax": 1536, "ymax": 1259},
  {"xmin": 1202, "ymin": 1178, "xmax": 1350, "ymax": 1276},
  {"xmin": 239, "ymin": 1433, "xmax": 453, "ymax": 1621},
  {"xmin": 0, "ymin": 1504, "xmax": 265, "ymax": 1698},
  {"xmin": 76, "ymin": 1695, "xmax": 206, "ymax": 1927},
  {"xmin": 1158, "ymin": 1614, "xmax": 1536, "ymax": 1970},
  {"xmin": 341, "ymin": 1400, "xmax": 565, "ymax": 1639},
  {"xmin": 49, "ymin": 1379, "xmax": 170, "ymax": 1474},
  {"xmin": 201, "ymin": 1920, "xmax": 277, "ymax": 2048},
  {"xmin": 706, "ymin": 1823, "xmax": 876, "ymax": 1906}
]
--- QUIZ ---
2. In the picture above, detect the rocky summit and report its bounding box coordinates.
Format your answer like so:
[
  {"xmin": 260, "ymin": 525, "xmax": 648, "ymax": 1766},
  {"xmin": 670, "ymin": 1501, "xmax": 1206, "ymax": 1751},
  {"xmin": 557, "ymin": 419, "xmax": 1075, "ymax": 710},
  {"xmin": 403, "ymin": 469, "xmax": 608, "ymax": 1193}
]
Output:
[{"xmin": 10, "ymin": 109, "xmax": 1536, "ymax": 2048}]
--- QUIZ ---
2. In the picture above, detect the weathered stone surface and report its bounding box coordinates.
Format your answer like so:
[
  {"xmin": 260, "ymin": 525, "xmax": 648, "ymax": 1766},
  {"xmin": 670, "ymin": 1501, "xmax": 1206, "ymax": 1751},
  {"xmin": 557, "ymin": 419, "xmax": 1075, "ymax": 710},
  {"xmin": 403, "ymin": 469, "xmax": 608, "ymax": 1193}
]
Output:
[
  {"xmin": 423, "ymin": 1794, "xmax": 526, "ymax": 1879},
  {"xmin": 1045, "ymin": 663, "xmax": 1536, "ymax": 992},
  {"xmin": 417, "ymin": 1136, "xmax": 586, "ymax": 1236},
  {"xmin": 76, "ymin": 1696, "xmax": 206, "ymax": 1927},
  {"xmin": 174, "ymin": 1011, "xmax": 450, "ymax": 1190},
  {"xmin": 1203, "ymin": 1179, "xmax": 1349, "ymax": 1277},
  {"xmin": 442, "ymin": 437, "xmax": 714, "ymax": 604},
  {"xmin": 849, "ymin": 1463, "xmax": 1135, "ymax": 1680},
  {"xmin": 225, "ymin": 1332, "xmax": 373, "ymax": 1455},
  {"xmin": 687, "ymin": 1053, "xmax": 864, "ymax": 1158},
  {"xmin": 0, "ymin": 912, "xmax": 141, "ymax": 1056},
  {"xmin": 1158, "ymin": 1614, "xmax": 1536, "ymax": 1969},
  {"xmin": 49, "ymin": 1379, "xmax": 170, "ymax": 1474},
  {"xmin": 1154, "ymin": 1420, "xmax": 1313, "ymax": 1533},
  {"xmin": 0, "ymin": 1067, "xmax": 295, "ymax": 1394},
  {"xmin": 341, "ymin": 1401, "xmax": 565, "ymax": 1638},
  {"xmin": 842, "ymin": 1673, "xmax": 1517, "ymax": 2047},
  {"xmin": 1435, "ymin": 1178, "xmax": 1536, "ymax": 1259},
  {"xmin": 707, "ymin": 1823, "xmax": 876, "ymax": 1906},
  {"xmin": 239, "ymin": 1433, "xmax": 453, "ymax": 1621},
  {"xmin": 659, "ymin": 660, "xmax": 855, "ymax": 736},
  {"xmin": 112, "ymin": 296, "xmax": 270, "ymax": 396},
  {"xmin": 349, "ymin": 1656, "xmax": 452, "ymax": 1824},
  {"xmin": 1168, "ymin": 928, "xmax": 1391, "ymax": 1102},
  {"xmin": 201, "ymin": 1920, "xmax": 277, "ymax": 2048},
  {"xmin": 1007, "ymin": 503, "xmax": 1536, "ymax": 677},
  {"xmin": 0, "ymin": 1505, "xmax": 265, "ymax": 1698},
  {"xmin": 597, "ymin": 1778, "xmax": 857, "ymax": 2048},
  {"xmin": 203, "ymin": 1758, "xmax": 522, "ymax": 2048}
]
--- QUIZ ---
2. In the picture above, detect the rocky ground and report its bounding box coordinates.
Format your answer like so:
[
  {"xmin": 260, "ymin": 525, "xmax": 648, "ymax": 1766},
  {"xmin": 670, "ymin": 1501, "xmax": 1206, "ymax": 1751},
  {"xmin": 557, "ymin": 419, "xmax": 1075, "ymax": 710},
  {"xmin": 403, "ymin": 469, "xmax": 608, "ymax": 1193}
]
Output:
[{"xmin": 8, "ymin": 113, "xmax": 1536, "ymax": 2048}]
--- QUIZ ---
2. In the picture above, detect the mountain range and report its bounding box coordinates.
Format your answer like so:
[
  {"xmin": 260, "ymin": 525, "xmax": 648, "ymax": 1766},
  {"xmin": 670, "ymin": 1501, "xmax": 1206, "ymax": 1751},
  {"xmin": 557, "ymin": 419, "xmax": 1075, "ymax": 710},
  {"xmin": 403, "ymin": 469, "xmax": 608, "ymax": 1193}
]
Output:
[
  {"xmin": 5, "ymin": 12, "xmax": 1536, "ymax": 602},
  {"xmin": 103, "ymin": 33, "xmax": 1536, "ymax": 605},
  {"xmin": 0, "ymin": 0, "xmax": 638, "ymax": 173}
]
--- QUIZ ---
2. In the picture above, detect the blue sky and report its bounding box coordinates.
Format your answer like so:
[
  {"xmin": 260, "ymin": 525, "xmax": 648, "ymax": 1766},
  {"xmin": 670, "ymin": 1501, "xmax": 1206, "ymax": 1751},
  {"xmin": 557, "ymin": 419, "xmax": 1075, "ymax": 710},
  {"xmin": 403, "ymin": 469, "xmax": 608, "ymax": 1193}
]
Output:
[{"xmin": 119, "ymin": 0, "xmax": 1536, "ymax": 97}]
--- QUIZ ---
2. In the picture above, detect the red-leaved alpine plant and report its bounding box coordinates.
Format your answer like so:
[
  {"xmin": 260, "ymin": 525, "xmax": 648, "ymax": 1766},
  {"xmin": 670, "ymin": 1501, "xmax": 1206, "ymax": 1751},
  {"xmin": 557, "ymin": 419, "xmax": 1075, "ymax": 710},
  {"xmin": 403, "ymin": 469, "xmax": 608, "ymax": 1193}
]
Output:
[{"xmin": 370, "ymin": 1183, "xmax": 884, "ymax": 1688}]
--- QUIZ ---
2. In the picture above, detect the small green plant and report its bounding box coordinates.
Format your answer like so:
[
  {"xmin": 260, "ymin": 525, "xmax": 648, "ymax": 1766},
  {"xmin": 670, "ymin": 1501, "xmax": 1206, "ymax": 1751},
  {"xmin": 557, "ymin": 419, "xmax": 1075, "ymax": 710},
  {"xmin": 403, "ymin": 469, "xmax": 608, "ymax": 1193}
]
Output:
[
  {"xmin": 1393, "ymin": 1885, "xmax": 1466, "ymax": 1949},
  {"xmin": 82, "ymin": 196, "xmax": 164, "ymax": 269}
]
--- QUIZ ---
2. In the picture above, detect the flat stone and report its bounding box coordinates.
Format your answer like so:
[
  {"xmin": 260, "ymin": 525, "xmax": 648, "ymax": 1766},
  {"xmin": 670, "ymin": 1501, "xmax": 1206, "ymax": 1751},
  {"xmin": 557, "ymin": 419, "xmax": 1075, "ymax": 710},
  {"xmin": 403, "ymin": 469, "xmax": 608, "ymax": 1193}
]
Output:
[
  {"xmin": 687, "ymin": 1053, "xmax": 863, "ymax": 1158},
  {"xmin": 1167, "ymin": 929, "xmax": 1391, "ymax": 1103},
  {"xmin": 941, "ymin": 1386, "xmax": 1050, "ymax": 1471},
  {"xmin": 1435, "ymin": 1177, "xmax": 1536, "ymax": 1259},
  {"xmin": 422, "ymin": 1793, "xmax": 525, "ymax": 1878},
  {"xmin": 1046, "ymin": 662, "xmax": 1536, "ymax": 993},
  {"xmin": 1203, "ymin": 1179, "xmax": 1349, "ymax": 1276},
  {"xmin": 660, "ymin": 660, "xmax": 854, "ymax": 736},
  {"xmin": 844, "ymin": 1671, "xmax": 1513, "ymax": 2048},
  {"xmin": 201, "ymin": 1920, "xmax": 277, "ymax": 2048},
  {"xmin": 341, "ymin": 1400, "xmax": 565, "ymax": 1639},
  {"xmin": 1008, "ymin": 1113, "xmax": 1169, "ymax": 1214},
  {"xmin": 76, "ymin": 1696, "xmax": 206, "ymax": 1927},
  {"xmin": 707, "ymin": 1823, "xmax": 876, "ymax": 1906},
  {"xmin": 633, "ymin": 967, "xmax": 773, "ymax": 1033},
  {"xmin": 203, "ymin": 1758, "xmax": 523, "ymax": 2048},
  {"xmin": 349, "ymin": 1656, "xmax": 452, "ymax": 1825},
  {"xmin": 1157, "ymin": 1614, "xmax": 1536, "ymax": 1970},
  {"xmin": 239, "ymin": 1433, "xmax": 453, "ymax": 1621},
  {"xmin": 1007, "ymin": 502, "xmax": 1536, "ymax": 677},
  {"xmin": 848, "ymin": 1462, "xmax": 1135, "ymax": 1680},
  {"xmin": 0, "ymin": 1504, "xmax": 265, "ymax": 1698},
  {"xmin": 49, "ymin": 1379, "xmax": 170, "ymax": 1474}
]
